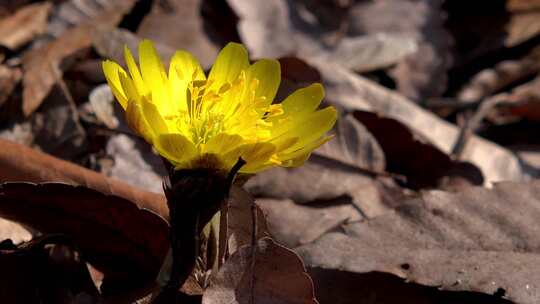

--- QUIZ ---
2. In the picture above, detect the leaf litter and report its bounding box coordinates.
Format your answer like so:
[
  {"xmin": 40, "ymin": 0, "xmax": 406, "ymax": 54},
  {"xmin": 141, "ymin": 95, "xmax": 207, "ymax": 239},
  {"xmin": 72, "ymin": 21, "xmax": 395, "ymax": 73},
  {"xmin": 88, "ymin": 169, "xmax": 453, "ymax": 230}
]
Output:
[{"xmin": 1, "ymin": 1, "xmax": 540, "ymax": 303}]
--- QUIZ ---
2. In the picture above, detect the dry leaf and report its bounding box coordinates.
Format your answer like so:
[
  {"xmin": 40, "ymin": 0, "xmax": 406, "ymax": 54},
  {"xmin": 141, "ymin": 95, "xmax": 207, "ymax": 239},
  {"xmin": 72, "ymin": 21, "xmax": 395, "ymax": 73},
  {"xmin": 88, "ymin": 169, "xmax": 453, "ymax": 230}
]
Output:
[
  {"xmin": 22, "ymin": 10, "xmax": 132, "ymax": 116},
  {"xmin": 312, "ymin": 58, "xmax": 527, "ymax": 183},
  {"xmin": 203, "ymin": 237, "xmax": 317, "ymax": 304},
  {"xmin": 0, "ymin": 182, "xmax": 169, "ymax": 283},
  {"xmin": 0, "ymin": 138, "xmax": 168, "ymax": 219},
  {"xmin": 257, "ymin": 198, "xmax": 360, "ymax": 249},
  {"xmin": 297, "ymin": 180, "xmax": 540, "ymax": 304},
  {"xmin": 0, "ymin": 2, "xmax": 51, "ymax": 50},
  {"xmin": 228, "ymin": 0, "xmax": 417, "ymax": 72},
  {"xmin": 0, "ymin": 235, "xmax": 101, "ymax": 303},
  {"xmin": 104, "ymin": 134, "xmax": 165, "ymax": 194},
  {"xmin": 92, "ymin": 27, "xmax": 176, "ymax": 68},
  {"xmin": 46, "ymin": 0, "xmax": 136, "ymax": 38},
  {"xmin": 353, "ymin": 110, "xmax": 484, "ymax": 189},
  {"xmin": 137, "ymin": 0, "xmax": 219, "ymax": 69},
  {"xmin": 0, "ymin": 65, "xmax": 21, "ymax": 108},
  {"xmin": 227, "ymin": 186, "xmax": 268, "ymax": 254}
]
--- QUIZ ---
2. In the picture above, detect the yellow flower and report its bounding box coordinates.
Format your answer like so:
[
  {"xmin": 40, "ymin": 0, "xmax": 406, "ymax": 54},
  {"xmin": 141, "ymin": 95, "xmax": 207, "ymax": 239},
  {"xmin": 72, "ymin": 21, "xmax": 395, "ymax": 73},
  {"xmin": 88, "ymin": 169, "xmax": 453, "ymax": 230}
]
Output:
[{"xmin": 102, "ymin": 40, "xmax": 337, "ymax": 173}]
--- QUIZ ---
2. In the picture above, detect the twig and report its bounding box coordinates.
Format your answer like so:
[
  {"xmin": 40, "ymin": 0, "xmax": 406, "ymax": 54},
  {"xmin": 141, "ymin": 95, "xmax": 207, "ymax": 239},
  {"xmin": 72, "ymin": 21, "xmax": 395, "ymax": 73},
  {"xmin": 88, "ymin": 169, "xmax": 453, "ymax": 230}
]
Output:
[
  {"xmin": 451, "ymin": 93, "xmax": 511, "ymax": 159},
  {"xmin": 250, "ymin": 198, "xmax": 258, "ymax": 304}
]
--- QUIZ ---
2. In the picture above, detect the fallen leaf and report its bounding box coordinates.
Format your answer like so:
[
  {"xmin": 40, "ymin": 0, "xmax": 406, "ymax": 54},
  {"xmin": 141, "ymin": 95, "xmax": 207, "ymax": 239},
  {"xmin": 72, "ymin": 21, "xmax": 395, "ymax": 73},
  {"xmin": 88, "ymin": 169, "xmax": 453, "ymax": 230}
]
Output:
[
  {"xmin": 228, "ymin": 0, "xmax": 417, "ymax": 72},
  {"xmin": 203, "ymin": 237, "xmax": 317, "ymax": 304},
  {"xmin": 104, "ymin": 134, "xmax": 165, "ymax": 194},
  {"xmin": 312, "ymin": 58, "xmax": 527, "ymax": 183},
  {"xmin": 257, "ymin": 198, "xmax": 360, "ymax": 249},
  {"xmin": 0, "ymin": 2, "xmax": 51, "ymax": 50},
  {"xmin": 0, "ymin": 65, "xmax": 21, "ymax": 108},
  {"xmin": 353, "ymin": 110, "xmax": 484, "ymax": 189},
  {"xmin": 46, "ymin": 0, "xmax": 136, "ymax": 38},
  {"xmin": 316, "ymin": 114, "xmax": 385, "ymax": 171},
  {"xmin": 227, "ymin": 186, "xmax": 268, "ymax": 254},
  {"xmin": 22, "ymin": 10, "xmax": 133, "ymax": 116},
  {"xmin": 457, "ymin": 55, "xmax": 540, "ymax": 102},
  {"xmin": 347, "ymin": 0, "xmax": 452, "ymax": 100},
  {"xmin": 137, "ymin": 0, "xmax": 219, "ymax": 69},
  {"xmin": 0, "ymin": 235, "xmax": 101, "ymax": 303},
  {"xmin": 31, "ymin": 85, "xmax": 87, "ymax": 160},
  {"xmin": 92, "ymin": 27, "xmax": 175, "ymax": 68},
  {"xmin": 0, "ymin": 138, "xmax": 168, "ymax": 219},
  {"xmin": 297, "ymin": 180, "xmax": 540, "ymax": 304},
  {"xmin": 0, "ymin": 182, "xmax": 169, "ymax": 283},
  {"xmin": 87, "ymin": 84, "xmax": 119, "ymax": 129}
]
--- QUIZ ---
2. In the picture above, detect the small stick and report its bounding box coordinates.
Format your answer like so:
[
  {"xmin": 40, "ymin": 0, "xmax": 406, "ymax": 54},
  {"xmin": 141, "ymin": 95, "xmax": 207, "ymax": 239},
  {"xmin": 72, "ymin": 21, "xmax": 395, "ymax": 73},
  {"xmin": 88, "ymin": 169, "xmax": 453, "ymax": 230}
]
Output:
[{"xmin": 250, "ymin": 198, "xmax": 258, "ymax": 304}]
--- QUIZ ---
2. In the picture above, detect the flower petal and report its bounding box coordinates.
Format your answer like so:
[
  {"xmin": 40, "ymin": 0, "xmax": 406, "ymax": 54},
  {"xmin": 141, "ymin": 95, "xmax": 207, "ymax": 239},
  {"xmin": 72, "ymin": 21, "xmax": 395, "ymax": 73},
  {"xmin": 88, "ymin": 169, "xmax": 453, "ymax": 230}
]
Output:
[
  {"xmin": 281, "ymin": 83, "xmax": 324, "ymax": 117},
  {"xmin": 245, "ymin": 59, "xmax": 280, "ymax": 106},
  {"xmin": 168, "ymin": 50, "xmax": 205, "ymax": 113},
  {"xmin": 102, "ymin": 60, "xmax": 128, "ymax": 109},
  {"xmin": 208, "ymin": 42, "xmax": 249, "ymax": 87},
  {"xmin": 222, "ymin": 142, "xmax": 276, "ymax": 173},
  {"xmin": 139, "ymin": 40, "xmax": 173, "ymax": 115},
  {"xmin": 124, "ymin": 96, "xmax": 168, "ymax": 144},
  {"xmin": 124, "ymin": 45, "xmax": 147, "ymax": 96},
  {"xmin": 278, "ymin": 136, "xmax": 332, "ymax": 167},
  {"xmin": 154, "ymin": 133, "xmax": 198, "ymax": 165},
  {"xmin": 204, "ymin": 133, "xmax": 244, "ymax": 155},
  {"xmin": 169, "ymin": 50, "xmax": 205, "ymax": 81},
  {"xmin": 274, "ymin": 106, "xmax": 337, "ymax": 154}
]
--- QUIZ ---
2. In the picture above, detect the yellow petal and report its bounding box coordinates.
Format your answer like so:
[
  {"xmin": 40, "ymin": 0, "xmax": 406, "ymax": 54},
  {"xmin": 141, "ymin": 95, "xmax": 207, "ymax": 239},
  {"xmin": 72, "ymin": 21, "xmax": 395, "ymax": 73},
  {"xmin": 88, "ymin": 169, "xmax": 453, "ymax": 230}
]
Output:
[
  {"xmin": 124, "ymin": 45, "xmax": 147, "ymax": 96},
  {"xmin": 139, "ymin": 39, "xmax": 167, "ymax": 85},
  {"xmin": 279, "ymin": 136, "xmax": 332, "ymax": 167},
  {"xmin": 208, "ymin": 42, "xmax": 249, "ymax": 87},
  {"xmin": 204, "ymin": 133, "xmax": 244, "ymax": 155},
  {"xmin": 154, "ymin": 133, "xmax": 198, "ymax": 165},
  {"xmin": 102, "ymin": 60, "xmax": 128, "ymax": 109},
  {"xmin": 118, "ymin": 71, "xmax": 140, "ymax": 103},
  {"xmin": 138, "ymin": 40, "xmax": 173, "ymax": 115},
  {"xmin": 125, "ymin": 100, "xmax": 153, "ymax": 143},
  {"xmin": 169, "ymin": 50, "xmax": 205, "ymax": 81},
  {"xmin": 275, "ymin": 106, "xmax": 337, "ymax": 154},
  {"xmin": 222, "ymin": 142, "xmax": 276, "ymax": 173},
  {"xmin": 245, "ymin": 59, "xmax": 280, "ymax": 107},
  {"xmin": 124, "ymin": 96, "xmax": 168, "ymax": 144},
  {"xmin": 168, "ymin": 50, "xmax": 205, "ymax": 113},
  {"xmin": 281, "ymin": 83, "xmax": 324, "ymax": 117}
]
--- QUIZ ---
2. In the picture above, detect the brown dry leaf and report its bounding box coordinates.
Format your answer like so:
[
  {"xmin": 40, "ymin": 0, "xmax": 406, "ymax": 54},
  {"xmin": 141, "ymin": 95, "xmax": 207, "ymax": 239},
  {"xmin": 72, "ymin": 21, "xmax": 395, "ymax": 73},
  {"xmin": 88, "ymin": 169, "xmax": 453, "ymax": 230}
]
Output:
[
  {"xmin": 312, "ymin": 58, "xmax": 527, "ymax": 183},
  {"xmin": 137, "ymin": 0, "xmax": 219, "ymax": 69},
  {"xmin": 0, "ymin": 138, "xmax": 168, "ymax": 219},
  {"xmin": 92, "ymin": 27, "xmax": 176, "ymax": 68},
  {"xmin": 353, "ymin": 110, "xmax": 484, "ymax": 190},
  {"xmin": 203, "ymin": 237, "xmax": 317, "ymax": 304},
  {"xmin": 457, "ymin": 55, "xmax": 540, "ymax": 102},
  {"xmin": 505, "ymin": 10, "xmax": 540, "ymax": 47},
  {"xmin": 22, "ymin": 10, "xmax": 132, "ymax": 117},
  {"xmin": 296, "ymin": 180, "xmax": 540, "ymax": 304},
  {"xmin": 227, "ymin": 186, "xmax": 268, "ymax": 254},
  {"xmin": 228, "ymin": 0, "xmax": 417, "ymax": 73},
  {"xmin": 0, "ymin": 217, "xmax": 31, "ymax": 244},
  {"xmin": 0, "ymin": 65, "xmax": 21, "ymax": 108},
  {"xmin": 0, "ymin": 182, "xmax": 169, "ymax": 283},
  {"xmin": 0, "ymin": 235, "xmax": 101, "ymax": 303},
  {"xmin": 491, "ymin": 74, "xmax": 540, "ymax": 122},
  {"xmin": 0, "ymin": 2, "xmax": 51, "ymax": 50},
  {"xmin": 104, "ymin": 134, "xmax": 165, "ymax": 194},
  {"xmin": 257, "ymin": 198, "xmax": 360, "ymax": 249},
  {"xmin": 46, "ymin": 0, "xmax": 136, "ymax": 38},
  {"xmin": 347, "ymin": 0, "xmax": 452, "ymax": 100}
]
